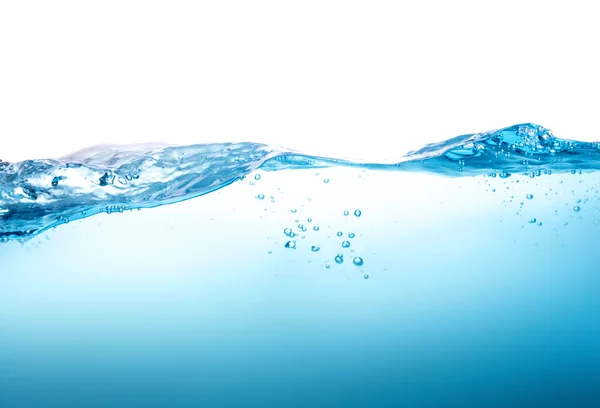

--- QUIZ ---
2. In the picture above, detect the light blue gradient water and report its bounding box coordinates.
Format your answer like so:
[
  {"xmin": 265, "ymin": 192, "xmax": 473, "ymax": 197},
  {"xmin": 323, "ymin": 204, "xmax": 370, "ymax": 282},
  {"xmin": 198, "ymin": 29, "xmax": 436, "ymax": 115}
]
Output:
[{"xmin": 1, "ymin": 124, "xmax": 599, "ymax": 407}]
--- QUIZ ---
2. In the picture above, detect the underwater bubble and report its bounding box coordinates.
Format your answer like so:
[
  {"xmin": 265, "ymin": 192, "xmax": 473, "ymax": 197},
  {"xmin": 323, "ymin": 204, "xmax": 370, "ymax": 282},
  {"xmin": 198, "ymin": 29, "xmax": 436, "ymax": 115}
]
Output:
[
  {"xmin": 324, "ymin": 178, "xmax": 330, "ymax": 184},
  {"xmin": 526, "ymin": 194, "xmax": 534, "ymax": 200},
  {"xmin": 257, "ymin": 194, "xmax": 265, "ymax": 200},
  {"xmin": 343, "ymin": 210, "xmax": 349, "ymax": 216},
  {"xmin": 363, "ymin": 274, "xmax": 369, "ymax": 279},
  {"xmin": 307, "ymin": 218, "xmax": 312, "ymax": 222},
  {"xmin": 342, "ymin": 241, "xmax": 351, "ymax": 248},
  {"xmin": 284, "ymin": 241, "xmax": 296, "ymax": 249},
  {"xmin": 528, "ymin": 218, "xmax": 537, "ymax": 224},
  {"xmin": 337, "ymin": 231, "xmax": 343, "ymax": 237},
  {"xmin": 325, "ymin": 264, "xmax": 331, "ymax": 269},
  {"xmin": 354, "ymin": 209, "xmax": 362, "ymax": 217},
  {"xmin": 311, "ymin": 246, "xmax": 320, "ymax": 252},
  {"xmin": 335, "ymin": 254, "xmax": 344, "ymax": 264},
  {"xmin": 254, "ymin": 174, "xmax": 261, "ymax": 180},
  {"xmin": 267, "ymin": 250, "xmax": 272, "ymax": 254},
  {"xmin": 0, "ymin": 237, "xmax": 8, "ymax": 244},
  {"xmin": 313, "ymin": 226, "xmax": 320, "ymax": 231},
  {"xmin": 290, "ymin": 209, "xmax": 297, "ymax": 213},
  {"xmin": 284, "ymin": 228, "xmax": 294, "ymax": 237},
  {"xmin": 573, "ymin": 206, "xmax": 581, "ymax": 212},
  {"xmin": 353, "ymin": 257, "xmax": 364, "ymax": 266},
  {"xmin": 51, "ymin": 177, "xmax": 61, "ymax": 187},
  {"xmin": 537, "ymin": 222, "xmax": 543, "ymax": 226},
  {"xmin": 348, "ymin": 232, "xmax": 355, "ymax": 238}
]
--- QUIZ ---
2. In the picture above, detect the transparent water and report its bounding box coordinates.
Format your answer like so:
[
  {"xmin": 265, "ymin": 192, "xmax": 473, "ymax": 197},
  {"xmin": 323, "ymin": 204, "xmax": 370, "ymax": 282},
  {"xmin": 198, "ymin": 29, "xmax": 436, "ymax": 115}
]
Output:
[{"xmin": 1, "ymin": 124, "xmax": 599, "ymax": 407}]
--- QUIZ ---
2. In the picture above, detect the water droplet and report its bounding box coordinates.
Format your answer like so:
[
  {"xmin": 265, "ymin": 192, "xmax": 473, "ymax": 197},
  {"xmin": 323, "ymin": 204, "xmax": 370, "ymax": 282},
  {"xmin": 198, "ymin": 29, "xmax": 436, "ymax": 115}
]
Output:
[
  {"xmin": 354, "ymin": 209, "xmax": 362, "ymax": 217},
  {"xmin": 528, "ymin": 218, "xmax": 537, "ymax": 224},
  {"xmin": 311, "ymin": 246, "xmax": 320, "ymax": 252},
  {"xmin": 335, "ymin": 254, "xmax": 344, "ymax": 264},
  {"xmin": 363, "ymin": 274, "xmax": 369, "ymax": 279},
  {"xmin": 342, "ymin": 241, "xmax": 351, "ymax": 248},
  {"xmin": 343, "ymin": 210, "xmax": 349, "ymax": 216},
  {"xmin": 257, "ymin": 194, "xmax": 265, "ymax": 200},
  {"xmin": 353, "ymin": 257, "xmax": 364, "ymax": 266},
  {"xmin": 348, "ymin": 232, "xmax": 355, "ymax": 238},
  {"xmin": 573, "ymin": 205, "xmax": 581, "ymax": 212},
  {"xmin": 337, "ymin": 231, "xmax": 343, "ymax": 237},
  {"xmin": 526, "ymin": 194, "xmax": 534, "ymax": 200},
  {"xmin": 285, "ymin": 241, "xmax": 296, "ymax": 249},
  {"xmin": 254, "ymin": 174, "xmax": 261, "ymax": 180},
  {"xmin": 324, "ymin": 178, "xmax": 330, "ymax": 184}
]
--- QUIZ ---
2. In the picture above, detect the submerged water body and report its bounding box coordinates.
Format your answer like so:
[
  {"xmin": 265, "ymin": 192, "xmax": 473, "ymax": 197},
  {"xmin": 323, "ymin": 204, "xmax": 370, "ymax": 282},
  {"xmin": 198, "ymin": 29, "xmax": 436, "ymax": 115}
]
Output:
[{"xmin": 1, "ymin": 124, "xmax": 599, "ymax": 407}]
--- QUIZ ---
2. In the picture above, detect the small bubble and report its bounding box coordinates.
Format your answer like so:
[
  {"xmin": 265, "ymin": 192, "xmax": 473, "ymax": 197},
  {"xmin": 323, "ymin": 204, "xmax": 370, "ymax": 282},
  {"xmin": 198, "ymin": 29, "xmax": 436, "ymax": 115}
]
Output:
[
  {"xmin": 335, "ymin": 254, "xmax": 344, "ymax": 264},
  {"xmin": 342, "ymin": 241, "xmax": 351, "ymax": 248},
  {"xmin": 307, "ymin": 218, "xmax": 312, "ymax": 222},
  {"xmin": 0, "ymin": 237, "xmax": 8, "ymax": 244},
  {"xmin": 537, "ymin": 221, "xmax": 543, "ymax": 226},
  {"xmin": 290, "ymin": 209, "xmax": 297, "ymax": 213},
  {"xmin": 492, "ymin": 189, "xmax": 496, "ymax": 192},
  {"xmin": 284, "ymin": 228, "xmax": 294, "ymax": 237},
  {"xmin": 257, "ymin": 194, "xmax": 265, "ymax": 200},
  {"xmin": 325, "ymin": 264, "xmax": 331, "ymax": 269},
  {"xmin": 354, "ymin": 209, "xmax": 362, "ymax": 217},
  {"xmin": 348, "ymin": 232, "xmax": 355, "ymax": 238},
  {"xmin": 343, "ymin": 210, "xmax": 349, "ymax": 216},
  {"xmin": 311, "ymin": 246, "xmax": 321, "ymax": 252},
  {"xmin": 337, "ymin": 231, "xmax": 343, "ymax": 237},
  {"xmin": 573, "ymin": 205, "xmax": 581, "ymax": 212},
  {"xmin": 526, "ymin": 194, "xmax": 534, "ymax": 200},
  {"xmin": 285, "ymin": 241, "xmax": 296, "ymax": 249},
  {"xmin": 528, "ymin": 218, "xmax": 537, "ymax": 224},
  {"xmin": 324, "ymin": 178, "xmax": 330, "ymax": 184},
  {"xmin": 268, "ymin": 250, "xmax": 273, "ymax": 254},
  {"xmin": 254, "ymin": 174, "xmax": 261, "ymax": 180},
  {"xmin": 363, "ymin": 274, "xmax": 369, "ymax": 279},
  {"xmin": 313, "ymin": 226, "xmax": 320, "ymax": 231},
  {"xmin": 353, "ymin": 257, "xmax": 364, "ymax": 266}
]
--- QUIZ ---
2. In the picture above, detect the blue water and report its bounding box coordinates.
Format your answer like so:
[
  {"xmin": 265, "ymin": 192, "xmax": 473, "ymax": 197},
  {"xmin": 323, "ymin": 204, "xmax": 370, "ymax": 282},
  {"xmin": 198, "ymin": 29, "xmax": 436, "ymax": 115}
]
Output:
[{"xmin": 1, "ymin": 124, "xmax": 599, "ymax": 407}]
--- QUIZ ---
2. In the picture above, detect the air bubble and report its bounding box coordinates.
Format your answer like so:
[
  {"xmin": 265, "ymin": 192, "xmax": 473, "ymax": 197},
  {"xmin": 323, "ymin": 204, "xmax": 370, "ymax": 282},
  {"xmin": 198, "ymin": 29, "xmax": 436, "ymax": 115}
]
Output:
[
  {"xmin": 284, "ymin": 228, "xmax": 294, "ymax": 237},
  {"xmin": 573, "ymin": 206, "xmax": 581, "ymax": 212},
  {"xmin": 354, "ymin": 209, "xmax": 362, "ymax": 217},
  {"xmin": 285, "ymin": 241, "xmax": 296, "ymax": 249},
  {"xmin": 290, "ymin": 209, "xmax": 297, "ymax": 213},
  {"xmin": 528, "ymin": 218, "xmax": 537, "ymax": 224},
  {"xmin": 313, "ymin": 226, "xmax": 320, "ymax": 231},
  {"xmin": 342, "ymin": 241, "xmax": 351, "ymax": 248},
  {"xmin": 337, "ymin": 231, "xmax": 343, "ymax": 237},
  {"xmin": 254, "ymin": 174, "xmax": 261, "ymax": 180},
  {"xmin": 353, "ymin": 257, "xmax": 364, "ymax": 266},
  {"xmin": 324, "ymin": 179, "xmax": 330, "ymax": 184},
  {"xmin": 257, "ymin": 194, "xmax": 265, "ymax": 200},
  {"xmin": 363, "ymin": 274, "xmax": 369, "ymax": 279},
  {"xmin": 526, "ymin": 194, "xmax": 534, "ymax": 200},
  {"xmin": 335, "ymin": 254, "xmax": 344, "ymax": 264},
  {"xmin": 311, "ymin": 246, "xmax": 321, "ymax": 252},
  {"xmin": 343, "ymin": 210, "xmax": 349, "ymax": 216},
  {"xmin": 348, "ymin": 232, "xmax": 355, "ymax": 238}
]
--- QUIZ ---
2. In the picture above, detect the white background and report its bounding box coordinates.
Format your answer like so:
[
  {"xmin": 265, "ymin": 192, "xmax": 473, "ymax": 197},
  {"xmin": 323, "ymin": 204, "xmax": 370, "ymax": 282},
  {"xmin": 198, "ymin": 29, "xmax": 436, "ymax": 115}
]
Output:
[{"xmin": 1, "ymin": 1, "xmax": 599, "ymax": 162}]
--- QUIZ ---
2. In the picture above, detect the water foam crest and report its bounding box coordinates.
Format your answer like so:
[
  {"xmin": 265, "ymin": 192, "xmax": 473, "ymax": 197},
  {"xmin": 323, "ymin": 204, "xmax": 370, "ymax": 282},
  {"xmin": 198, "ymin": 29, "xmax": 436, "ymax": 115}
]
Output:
[{"xmin": 1, "ymin": 123, "xmax": 599, "ymax": 240}]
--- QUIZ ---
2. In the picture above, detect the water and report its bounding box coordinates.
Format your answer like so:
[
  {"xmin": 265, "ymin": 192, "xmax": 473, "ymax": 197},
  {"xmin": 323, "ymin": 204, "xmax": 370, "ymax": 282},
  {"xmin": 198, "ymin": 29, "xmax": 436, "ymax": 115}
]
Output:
[{"xmin": 1, "ymin": 123, "xmax": 600, "ymax": 407}]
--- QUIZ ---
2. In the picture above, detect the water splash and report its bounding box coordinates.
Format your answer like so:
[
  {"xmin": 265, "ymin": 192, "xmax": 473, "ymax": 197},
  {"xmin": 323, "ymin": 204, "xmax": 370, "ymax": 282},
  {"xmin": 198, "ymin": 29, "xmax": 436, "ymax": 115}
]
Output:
[{"xmin": 1, "ymin": 123, "xmax": 599, "ymax": 241}]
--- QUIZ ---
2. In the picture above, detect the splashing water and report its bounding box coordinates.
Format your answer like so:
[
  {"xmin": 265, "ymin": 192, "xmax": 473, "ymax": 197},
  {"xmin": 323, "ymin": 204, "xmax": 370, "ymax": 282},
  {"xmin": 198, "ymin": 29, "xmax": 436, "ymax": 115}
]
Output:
[{"xmin": 1, "ymin": 123, "xmax": 600, "ymax": 241}]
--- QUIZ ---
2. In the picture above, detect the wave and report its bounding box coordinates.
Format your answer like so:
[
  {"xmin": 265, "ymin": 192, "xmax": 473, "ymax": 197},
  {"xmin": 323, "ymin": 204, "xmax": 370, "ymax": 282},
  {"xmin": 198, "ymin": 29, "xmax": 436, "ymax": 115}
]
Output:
[{"xmin": 1, "ymin": 123, "xmax": 599, "ymax": 241}]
